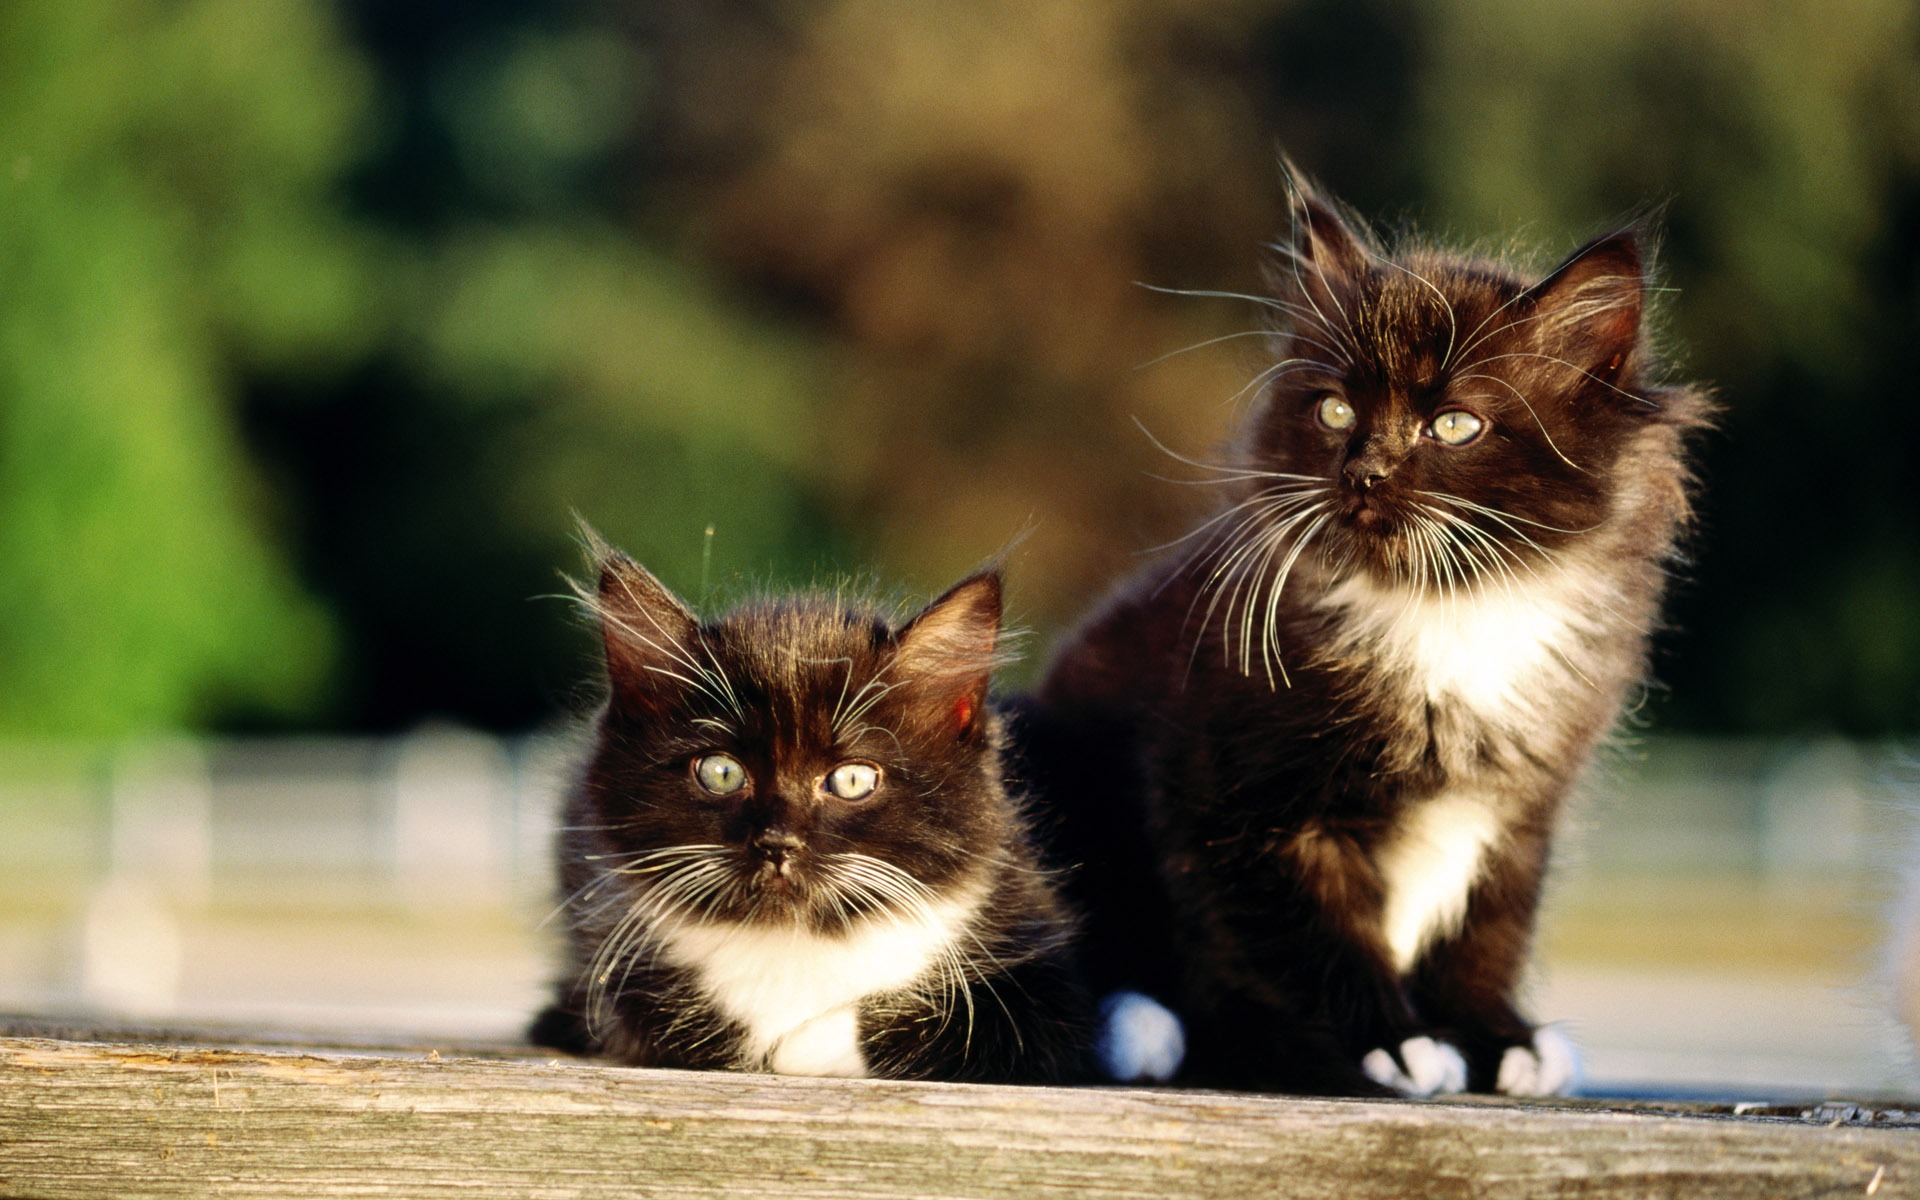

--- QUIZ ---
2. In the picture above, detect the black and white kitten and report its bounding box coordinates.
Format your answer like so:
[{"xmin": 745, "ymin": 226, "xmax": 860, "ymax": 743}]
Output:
[
  {"xmin": 531, "ymin": 545, "xmax": 1090, "ymax": 1082},
  {"xmin": 1019, "ymin": 178, "xmax": 1711, "ymax": 1096}
]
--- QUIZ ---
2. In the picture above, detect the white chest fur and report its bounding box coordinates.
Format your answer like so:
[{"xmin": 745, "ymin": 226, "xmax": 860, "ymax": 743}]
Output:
[
  {"xmin": 1317, "ymin": 569, "xmax": 1611, "ymax": 974},
  {"xmin": 1318, "ymin": 565, "xmax": 1614, "ymax": 733},
  {"xmin": 655, "ymin": 892, "xmax": 979, "ymax": 1077}
]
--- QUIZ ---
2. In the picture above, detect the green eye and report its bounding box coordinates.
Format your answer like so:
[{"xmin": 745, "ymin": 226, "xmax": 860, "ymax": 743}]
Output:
[
  {"xmin": 1429, "ymin": 409, "xmax": 1485, "ymax": 446},
  {"xmin": 1316, "ymin": 393, "xmax": 1356, "ymax": 431},
  {"xmin": 693, "ymin": 753, "xmax": 747, "ymax": 795},
  {"xmin": 823, "ymin": 762, "xmax": 880, "ymax": 801}
]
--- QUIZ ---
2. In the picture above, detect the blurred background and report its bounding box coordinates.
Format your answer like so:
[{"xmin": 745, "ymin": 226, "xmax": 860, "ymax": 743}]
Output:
[{"xmin": 2, "ymin": 0, "xmax": 1918, "ymax": 1095}]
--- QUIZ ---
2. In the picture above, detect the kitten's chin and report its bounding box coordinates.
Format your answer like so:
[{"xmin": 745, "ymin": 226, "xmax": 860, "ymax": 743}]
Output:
[
  {"xmin": 730, "ymin": 865, "xmax": 854, "ymax": 931},
  {"xmin": 1323, "ymin": 521, "xmax": 1409, "ymax": 585},
  {"xmin": 1345, "ymin": 499, "xmax": 1392, "ymax": 533}
]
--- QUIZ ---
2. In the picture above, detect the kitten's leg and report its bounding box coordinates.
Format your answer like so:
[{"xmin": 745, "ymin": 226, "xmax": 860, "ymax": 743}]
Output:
[
  {"xmin": 1407, "ymin": 825, "xmax": 1579, "ymax": 1095},
  {"xmin": 527, "ymin": 979, "xmax": 601, "ymax": 1056},
  {"xmin": 1165, "ymin": 909, "xmax": 1463, "ymax": 1097},
  {"xmin": 527, "ymin": 1000, "xmax": 599, "ymax": 1056},
  {"xmin": 1180, "ymin": 980, "xmax": 1408, "ymax": 1097},
  {"xmin": 768, "ymin": 1006, "xmax": 866, "ymax": 1077},
  {"xmin": 532, "ymin": 965, "xmax": 737, "ymax": 1070},
  {"xmin": 1168, "ymin": 820, "xmax": 1451, "ymax": 1095},
  {"xmin": 860, "ymin": 952, "xmax": 1096, "ymax": 1084}
]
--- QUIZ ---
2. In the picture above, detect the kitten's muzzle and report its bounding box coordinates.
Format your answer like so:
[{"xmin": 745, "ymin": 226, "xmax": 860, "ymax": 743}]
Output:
[
  {"xmin": 750, "ymin": 829, "xmax": 805, "ymax": 875},
  {"xmin": 1343, "ymin": 451, "xmax": 1393, "ymax": 492}
]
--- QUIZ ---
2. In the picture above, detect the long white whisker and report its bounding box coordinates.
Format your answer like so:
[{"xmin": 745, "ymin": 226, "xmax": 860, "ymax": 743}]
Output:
[
  {"xmin": 1218, "ymin": 357, "xmax": 1342, "ymax": 418},
  {"xmin": 595, "ymin": 606, "xmax": 742, "ymax": 718},
  {"xmin": 1133, "ymin": 328, "xmax": 1288, "ymax": 369},
  {"xmin": 1419, "ymin": 496, "xmax": 1651, "ymax": 638},
  {"xmin": 1416, "ymin": 489, "xmax": 1600, "ymax": 538},
  {"xmin": 1449, "ymin": 279, "xmax": 1544, "ymax": 369},
  {"xmin": 1143, "ymin": 482, "xmax": 1321, "ymax": 564},
  {"xmin": 1254, "ymin": 510, "xmax": 1331, "ymax": 686},
  {"xmin": 1132, "ymin": 416, "xmax": 1322, "ymax": 482},
  {"xmin": 1182, "ymin": 497, "xmax": 1331, "ymax": 683},
  {"xmin": 1453, "ymin": 348, "xmax": 1655, "ymax": 408},
  {"xmin": 1138, "ymin": 282, "xmax": 1304, "ymax": 316}
]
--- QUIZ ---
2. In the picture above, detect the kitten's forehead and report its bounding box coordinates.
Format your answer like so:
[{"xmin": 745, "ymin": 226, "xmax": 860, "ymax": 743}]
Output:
[
  {"xmin": 1347, "ymin": 277, "xmax": 1450, "ymax": 383},
  {"xmin": 1341, "ymin": 259, "xmax": 1521, "ymax": 387},
  {"xmin": 713, "ymin": 603, "xmax": 887, "ymax": 689}
]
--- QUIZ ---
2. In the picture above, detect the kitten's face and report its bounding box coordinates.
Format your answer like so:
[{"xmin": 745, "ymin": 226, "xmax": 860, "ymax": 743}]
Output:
[
  {"xmin": 1240, "ymin": 194, "xmax": 1658, "ymax": 591},
  {"xmin": 577, "ymin": 558, "xmax": 1005, "ymax": 937}
]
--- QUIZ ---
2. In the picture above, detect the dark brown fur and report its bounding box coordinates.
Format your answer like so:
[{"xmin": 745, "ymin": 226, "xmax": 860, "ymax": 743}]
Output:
[
  {"xmin": 1018, "ymin": 178, "xmax": 1711, "ymax": 1094},
  {"xmin": 533, "ymin": 546, "xmax": 1091, "ymax": 1082}
]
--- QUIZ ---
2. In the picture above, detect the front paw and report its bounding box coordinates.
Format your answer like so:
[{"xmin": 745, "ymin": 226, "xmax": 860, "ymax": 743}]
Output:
[
  {"xmin": 1094, "ymin": 991, "xmax": 1187, "ymax": 1083},
  {"xmin": 1360, "ymin": 1035, "xmax": 1468, "ymax": 1097},
  {"xmin": 527, "ymin": 1001, "xmax": 597, "ymax": 1056},
  {"xmin": 1495, "ymin": 1025, "xmax": 1581, "ymax": 1096}
]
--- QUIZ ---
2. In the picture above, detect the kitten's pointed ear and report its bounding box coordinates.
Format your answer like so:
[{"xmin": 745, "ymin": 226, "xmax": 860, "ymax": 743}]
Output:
[
  {"xmin": 1278, "ymin": 176, "xmax": 1370, "ymax": 295},
  {"xmin": 592, "ymin": 552, "xmax": 700, "ymax": 714},
  {"xmin": 1295, "ymin": 194, "xmax": 1370, "ymax": 282},
  {"xmin": 894, "ymin": 571, "xmax": 1002, "ymax": 739},
  {"xmin": 1271, "ymin": 176, "xmax": 1371, "ymax": 341},
  {"xmin": 1521, "ymin": 230, "xmax": 1644, "ymax": 385}
]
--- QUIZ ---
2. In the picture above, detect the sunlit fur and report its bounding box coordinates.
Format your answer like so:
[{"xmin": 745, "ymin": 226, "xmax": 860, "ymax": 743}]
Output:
[
  {"xmin": 1023, "ymin": 174, "xmax": 1712, "ymax": 1096},
  {"xmin": 531, "ymin": 544, "xmax": 1091, "ymax": 1082}
]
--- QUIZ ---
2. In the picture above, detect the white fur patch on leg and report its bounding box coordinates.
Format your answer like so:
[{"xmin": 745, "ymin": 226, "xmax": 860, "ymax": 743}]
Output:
[
  {"xmin": 1374, "ymin": 792, "xmax": 1502, "ymax": 974},
  {"xmin": 1496, "ymin": 1025, "xmax": 1581, "ymax": 1097},
  {"xmin": 1361, "ymin": 1035, "xmax": 1468, "ymax": 1097},
  {"xmin": 1094, "ymin": 991, "xmax": 1186, "ymax": 1083}
]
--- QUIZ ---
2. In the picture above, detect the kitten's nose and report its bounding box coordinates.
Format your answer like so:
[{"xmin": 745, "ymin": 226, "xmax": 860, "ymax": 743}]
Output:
[
  {"xmin": 751, "ymin": 829, "xmax": 804, "ymax": 864},
  {"xmin": 1344, "ymin": 454, "xmax": 1391, "ymax": 491}
]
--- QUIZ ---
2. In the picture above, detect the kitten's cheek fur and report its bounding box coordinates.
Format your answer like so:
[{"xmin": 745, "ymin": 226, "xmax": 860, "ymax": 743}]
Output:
[{"xmin": 1094, "ymin": 991, "xmax": 1187, "ymax": 1083}]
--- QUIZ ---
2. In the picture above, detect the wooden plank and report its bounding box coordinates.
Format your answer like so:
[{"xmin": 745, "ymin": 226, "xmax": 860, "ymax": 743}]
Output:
[{"xmin": 2, "ymin": 1034, "xmax": 1916, "ymax": 1200}]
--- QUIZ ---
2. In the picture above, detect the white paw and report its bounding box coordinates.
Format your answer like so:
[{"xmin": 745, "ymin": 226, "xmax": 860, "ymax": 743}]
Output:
[
  {"xmin": 1496, "ymin": 1025, "xmax": 1581, "ymax": 1097},
  {"xmin": 767, "ymin": 1007, "xmax": 867, "ymax": 1078},
  {"xmin": 1094, "ymin": 991, "xmax": 1186, "ymax": 1083},
  {"xmin": 1361, "ymin": 1035, "xmax": 1468, "ymax": 1097}
]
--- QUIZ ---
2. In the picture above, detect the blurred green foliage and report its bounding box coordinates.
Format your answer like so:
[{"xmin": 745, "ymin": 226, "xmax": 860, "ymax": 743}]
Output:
[
  {"xmin": 0, "ymin": 0, "xmax": 370, "ymax": 736},
  {"xmin": 1403, "ymin": 0, "xmax": 1920, "ymax": 732},
  {"xmin": 2, "ymin": 0, "xmax": 1915, "ymax": 736}
]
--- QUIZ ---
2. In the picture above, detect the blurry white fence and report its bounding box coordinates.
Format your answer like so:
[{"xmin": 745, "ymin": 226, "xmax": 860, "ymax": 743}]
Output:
[
  {"xmin": 0, "ymin": 727, "xmax": 580, "ymax": 1035},
  {"xmin": 0, "ymin": 731, "xmax": 1915, "ymax": 1091}
]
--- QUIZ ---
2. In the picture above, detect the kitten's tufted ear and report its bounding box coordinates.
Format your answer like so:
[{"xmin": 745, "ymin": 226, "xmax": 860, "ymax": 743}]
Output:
[
  {"xmin": 1277, "ymin": 175, "xmax": 1371, "ymax": 296},
  {"xmin": 894, "ymin": 571, "xmax": 1002, "ymax": 739},
  {"xmin": 1270, "ymin": 175, "xmax": 1372, "ymax": 344},
  {"xmin": 1294, "ymin": 194, "xmax": 1370, "ymax": 283},
  {"xmin": 592, "ymin": 551, "xmax": 701, "ymax": 714},
  {"xmin": 1520, "ymin": 230, "xmax": 1644, "ymax": 387}
]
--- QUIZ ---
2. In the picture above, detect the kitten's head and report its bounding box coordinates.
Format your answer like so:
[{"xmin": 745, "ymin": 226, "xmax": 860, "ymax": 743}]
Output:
[
  {"xmin": 1232, "ymin": 180, "xmax": 1701, "ymax": 591},
  {"xmin": 574, "ymin": 549, "xmax": 1011, "ymax": 938}
]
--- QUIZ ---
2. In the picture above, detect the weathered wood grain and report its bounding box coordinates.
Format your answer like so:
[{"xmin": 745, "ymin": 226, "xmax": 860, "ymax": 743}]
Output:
[{"xmin": 0, "ymin": 1031, "xmax": 1913, "ymax": 1200}]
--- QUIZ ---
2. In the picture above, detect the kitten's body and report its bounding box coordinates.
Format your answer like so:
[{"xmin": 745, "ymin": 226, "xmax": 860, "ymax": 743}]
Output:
[
  {"xmin": 534, "ymin": 550, "xmax": 1090, "ymax": 1082},
  {"xmin": 1022, "ymin": 181, "xmax": 1709, "ymax": 1095}
]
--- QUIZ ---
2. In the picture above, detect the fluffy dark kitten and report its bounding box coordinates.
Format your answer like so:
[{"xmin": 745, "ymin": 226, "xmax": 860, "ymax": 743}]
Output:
[
  {"xmin": 1019, "ymin": 179, "xmax": 1711, "ymax": 1096},
  {"xmin": 531, "ymin": 546, "xmax": 1090, "ymax": 1082}
]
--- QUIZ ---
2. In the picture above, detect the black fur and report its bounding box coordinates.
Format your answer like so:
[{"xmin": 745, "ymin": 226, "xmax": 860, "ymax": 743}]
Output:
[
  {"xmin": 532, "ymin": 545, "xmax": 1091, "ymax": 1082},
  {"xmin": 1021, "ymin": 177, "xmax": 1712, "ymax": 1095}
]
